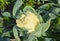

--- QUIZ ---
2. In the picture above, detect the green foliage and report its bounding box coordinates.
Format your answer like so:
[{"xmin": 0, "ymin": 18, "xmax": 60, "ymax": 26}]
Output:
[
  {"xmin": 2, "ymin": 12, "xmax": 11, "ymax": 17},
  {"xmin": 58, "ymin": 17, "xmax": 60, "ymax": 24},
  {"xmin": 13, "ymin": 26, "xmax": 21, "ymax": 41},
  {"xmin": 0, "ymin": 0, "xmax": 10, "ymax": 9},
  {"xmin": 0, "ymin": 28, "xmax": 3, "ymax": 33},
  {"xmin": 0, "ymin": 0, "xmax": 60, "ymax": 41},
  {"xmin": 0, "ymin": 17, "xmax": 3, "ymax": 27},
  {"xmin": 32, "ymin": 19, "xmax": 51, "ymax": 37},
  {"xmin": 2, "ymin": 32, "xmax": 11, "ymax": 37},
  {"xmin": 58, "ymin": 0, "xmax": 60, "ymax": 5},
  {"xmin": 22, "ymin": 0, "xmax": 36, "ymax": 7},
  {"xmin": 13, "ymin": 0, "xmax": 23, "ymax": 18}
]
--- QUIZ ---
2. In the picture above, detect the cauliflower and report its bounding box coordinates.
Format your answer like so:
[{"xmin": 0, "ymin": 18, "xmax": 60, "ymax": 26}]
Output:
[{"xmin": 16, "ymin": 11, "xmax": 39, "ymax": 33}]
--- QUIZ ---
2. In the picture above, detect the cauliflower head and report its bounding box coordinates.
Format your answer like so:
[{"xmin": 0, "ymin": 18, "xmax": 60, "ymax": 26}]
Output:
[{"xmin": 16, "ymin": 11, "xmax": 40, "ymax": 33}]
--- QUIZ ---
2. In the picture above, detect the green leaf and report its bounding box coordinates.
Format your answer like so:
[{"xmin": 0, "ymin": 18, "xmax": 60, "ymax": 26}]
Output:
[
  {"xmin": 2, "ymin": 32, "xmax": 11, "ymax": 37},
  {"xmin": 39, "ymin": 3, "xmax": 52, "ymax": 10},
  {"xmin": 41, "ymin": 19, "xmax": 51, "ymax": 33},
  {"xmin": 0, "ymin": 17, "xmax": 3, "ymax": 27},
  {"xmin": 23, "ymin": 6, "xmax": 37, "ymax": 14},
  {"xmin": 0, "ymin": 28, "xmax": 3, "ymax": 33},
  {"xmin": 13, "ymin": 0, "xmax": 23, "ymax": 18},
  {"xmin": 23, "ymin": 34, "xmax": 38, "ymax": 41},
  {"xmin": 32, "ymin": 24, "xmax": 42, "ymax": 37},
  {"xmin": 58, "ymin": 18, "xmax": 60, "ymax": 24},
  {"xmin": 3, "ymin": 16, "xmax": 10, "ymax": 21},
  {"xmin": 38, "ymin": 3, "xmax": 57, "ymax": 10},
  {"xmin": 13, "ymin": 26, "xmax": 21, "ymax": 41},
  {"xmin": 2, "ymin": 12, "xmax": 11, "ymax": 17},
  {"xmin": 15, "ymin": 10, "xmax": 23, "ymax": 19},
  {"xmin": 58, "ymin": 0, "xmax": 60, "ymax": 5},
  {"xmin": 49, "ymin": 13, "xmax": 56, "ymax": 19},
  {"xmin": 27, "ymin": 34, "xmax": 38, "ymax": 41},
  {"xmin": 23, "ymin": 6, "xmax": 43, "ymax": 23},
  {"xmin": 52, "ymin": 8, "xmax": 60, "ymax": 16},
  {"xmin": 32, "ymin": 19, "xmax": 51, "ymax": 37},
  {"xmin": 44, "ymin": 38, "xmax": 53, "ymax": 41}
]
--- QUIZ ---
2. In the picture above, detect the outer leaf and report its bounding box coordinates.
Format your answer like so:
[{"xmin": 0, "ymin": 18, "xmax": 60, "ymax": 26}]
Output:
[
  {"xmin": 52, "ymin": 8, "xmax": 60, "ymax": 16},
  {"xmin": 23, "ymin": 34, "xmax": 38, "ymax": 41},
  {"xmin": 38, "ymin": 3, "xmax": 58, "ymax": 10},
  {"xmin": 58, "ymin": 18, "xmax": 60, "ymax": 24},
  {"xmin": 32, "ymin": 24, "xmax": 42, "ymax": 37},
  {"xmin": 13, "ymin": 26, "xmax": 21, "ymax": 41},
  {"xmin": 44, "ymin": 38, "xmax": 53, "ymax": 41},
  {"xmin": 38, "ymin": 3, "xmax": 51, "ymax": 10},
  {"xmin": 2, "ymin": 12, "xmax": 11, "ymax": 17},
  {"xmin": 49, "ymin": 13, "xmax": 56, "ymax": 19},
  {"xmin": 0, "ymin": 17, "xmax": 3, "ymax": 27},
  {"xmin": 0, "ymin": 28, "xmax": 3, "ymax": 33},
  {"xmin": 2, "ymin": 32, "xmax": 11, "ymax": 37},
  {"xmin": 13, "ymin": 0, "xmax": 23, "ymax": 18},
  {"xmin": 23, "ymin": 6, "xmax": 37, "ymax": 14},
  {"xmin": 58, "ymin": 0, "xmax": 60, "ymax": 5},
  {"xmin": 41, "ymin": 19, "xmax": 51, "ymax": 33},
  {"xmin": 15, "ymin": 10, "xmax": 23, "ymax": 19},
  {"xmin": 23, "ymin": 6, "xmax": 43, "ymax": 23},
  {"xmin": 27, "ymin": 34, "xmax": 38, "ymax": 41},
  {"xmin": 32, "ymin": 19, "xmax": 51, "ymax": 37}
]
